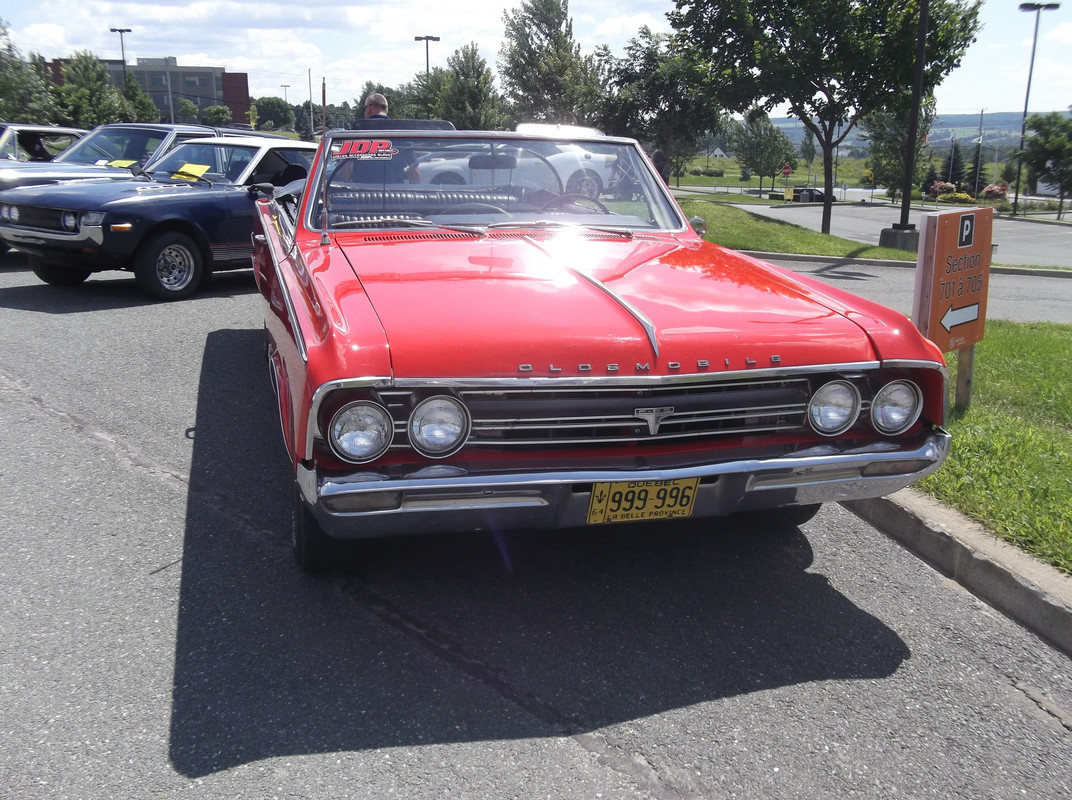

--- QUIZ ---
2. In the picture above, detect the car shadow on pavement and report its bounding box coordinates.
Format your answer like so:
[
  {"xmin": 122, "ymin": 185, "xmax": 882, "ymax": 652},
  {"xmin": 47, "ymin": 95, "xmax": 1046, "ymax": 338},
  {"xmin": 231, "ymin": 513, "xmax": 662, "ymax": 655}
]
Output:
[
  {"xmin": 0, "ymin": 249, "xmax": 257, "ymax": 312},
  {"xmin": 168, "ymin": 328, "xmax": 910, "ymax": 778}
]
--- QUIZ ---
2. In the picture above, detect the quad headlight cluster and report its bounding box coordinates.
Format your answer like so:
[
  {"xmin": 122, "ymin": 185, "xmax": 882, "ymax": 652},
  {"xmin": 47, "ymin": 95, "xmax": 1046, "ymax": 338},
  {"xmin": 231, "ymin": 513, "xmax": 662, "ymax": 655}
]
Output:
[
  {"xmin": 807, "ymin": 379, "xmax": 923, "ymax": 437},
  {"xmin": 0, "ymin": 204, "xmax": 19, "ymax": 224},
  {"xmin": 328, "ymin": 394, "xmax": 471, "ymax": 463}
]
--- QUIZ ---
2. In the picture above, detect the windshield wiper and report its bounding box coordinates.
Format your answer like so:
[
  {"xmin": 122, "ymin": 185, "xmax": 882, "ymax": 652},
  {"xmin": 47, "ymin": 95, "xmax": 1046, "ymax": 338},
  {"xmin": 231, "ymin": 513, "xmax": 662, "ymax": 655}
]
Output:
[
  {"xmin": 332, "ymin": 216, "xmax": 485, "ymax": 236},
  {"xmin": 169, "ymin": 170, "xmax": 213, "ymax": 186},
  {"xmin": 486, "ymin": 219, "xmax": 634, "ymax": 239}
]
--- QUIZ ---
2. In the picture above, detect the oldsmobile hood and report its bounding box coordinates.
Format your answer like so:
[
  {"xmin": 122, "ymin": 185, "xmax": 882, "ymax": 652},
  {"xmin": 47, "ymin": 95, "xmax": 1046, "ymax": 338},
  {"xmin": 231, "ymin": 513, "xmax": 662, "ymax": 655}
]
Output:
[{"xmin": 334, "ymin": 231, "xmax": 924, "ymax": 380}]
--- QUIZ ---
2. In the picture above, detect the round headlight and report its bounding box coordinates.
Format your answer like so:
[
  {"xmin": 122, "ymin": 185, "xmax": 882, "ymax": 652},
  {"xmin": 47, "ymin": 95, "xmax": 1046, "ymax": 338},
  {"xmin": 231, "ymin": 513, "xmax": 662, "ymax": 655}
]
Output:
[
  {"xmin": 328, "ymin": 401, "xmax": 393, "ymax": 462},
  {"xmin": 807, "ymin": 380, "xmax": 861, "ymax": 436},
  {"xmin": 60, "ymin": 211, "xmax": 78, "ymax": 232},
  {"xmin": 871, "ymin": 380, "xmax": 923, "ymax": 435},
  {"xmin": 408, "ymin": 396, "xmax": 470, "ymax": 458},
  {"xmin": 3, "ymin": 204, "xmax": 19, "ymax": 224}
]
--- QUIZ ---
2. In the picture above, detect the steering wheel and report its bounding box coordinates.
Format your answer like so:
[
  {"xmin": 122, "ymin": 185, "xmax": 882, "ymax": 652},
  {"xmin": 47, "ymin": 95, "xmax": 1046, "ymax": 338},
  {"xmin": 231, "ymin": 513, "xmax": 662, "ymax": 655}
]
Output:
[{"xmin": 539, "ymin": 193, "xmax": 610, "ymax": 213}]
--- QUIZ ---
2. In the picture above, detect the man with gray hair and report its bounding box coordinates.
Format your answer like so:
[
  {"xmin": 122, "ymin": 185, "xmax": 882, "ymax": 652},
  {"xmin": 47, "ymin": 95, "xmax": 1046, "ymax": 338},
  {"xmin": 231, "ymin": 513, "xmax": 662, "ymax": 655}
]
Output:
[{"xmin": 363, "ymin": 93, "xmax": 389, "ymax": 119}]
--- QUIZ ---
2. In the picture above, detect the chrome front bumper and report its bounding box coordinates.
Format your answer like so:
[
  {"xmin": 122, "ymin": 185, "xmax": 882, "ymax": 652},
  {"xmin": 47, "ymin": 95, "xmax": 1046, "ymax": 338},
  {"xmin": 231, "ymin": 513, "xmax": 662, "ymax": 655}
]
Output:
[{"xmin": 297, "ymin": 428, "xmax": 951, "ymax": 539}]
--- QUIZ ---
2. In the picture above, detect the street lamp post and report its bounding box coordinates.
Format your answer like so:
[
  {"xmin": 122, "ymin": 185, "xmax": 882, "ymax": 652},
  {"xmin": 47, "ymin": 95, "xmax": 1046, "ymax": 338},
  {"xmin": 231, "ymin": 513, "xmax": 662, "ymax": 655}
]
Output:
[
  {"xmin": 281, "ymin": 84, "xmax": 290, "ymax": 104},
  {"xmin": 110, "ymin": 27, "xmax": 131, "ymax": 87},
  {"xmin": 414, "ymin": 35, "xmax": 440, "ymax": 75},
  {"xmin": 1012, "ymin": 2, "xmax": 1059, "ymax": 216}
]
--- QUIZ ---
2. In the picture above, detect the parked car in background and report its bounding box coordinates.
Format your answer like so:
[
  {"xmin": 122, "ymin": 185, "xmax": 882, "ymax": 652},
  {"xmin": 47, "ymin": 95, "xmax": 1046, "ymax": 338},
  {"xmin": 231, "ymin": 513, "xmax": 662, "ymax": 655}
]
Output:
[
  {"xmin": 0, "ymin": 136, "xmax": 315, "ymax": 299},
  {"xmin": 249, "ymin": 122, "xmax": 951, "ymax": 572},
  {"xmin": 419, "ymin": 138, "xmax": 620, "ymax": 199},
  {"xmin": 0, "ymin": 122, "xmax": 86, "ymax": 162},
  {"xmin": 0, "ymin": 122, "xmax": 281, "ymax": 192},
  {"xmin": 793, "ymin": 187, "xmax": 834, "ymax": 202}
]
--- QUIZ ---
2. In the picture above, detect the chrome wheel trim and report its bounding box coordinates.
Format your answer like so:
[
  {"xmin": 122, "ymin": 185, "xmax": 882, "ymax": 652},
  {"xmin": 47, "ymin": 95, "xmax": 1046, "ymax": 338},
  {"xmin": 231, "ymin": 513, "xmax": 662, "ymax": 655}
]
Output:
[{"xmin": 155, "ymin": 242, "xmax": 198, "ymax": 291}]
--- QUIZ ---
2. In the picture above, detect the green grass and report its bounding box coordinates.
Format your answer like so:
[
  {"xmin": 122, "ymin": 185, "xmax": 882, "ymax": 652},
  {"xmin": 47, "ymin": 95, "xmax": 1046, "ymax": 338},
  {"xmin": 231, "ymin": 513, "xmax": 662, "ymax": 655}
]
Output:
[
  {"xmin": 921, "ymin": 324, "xmax": 1072, "ymax": 574},
  {"xmin": 682, "ymin": 199, "xmax": 1072, "ymax": 574},
  {"xmin": 678, "ymin": 199, "xmax": 916, "ymax": 261}
]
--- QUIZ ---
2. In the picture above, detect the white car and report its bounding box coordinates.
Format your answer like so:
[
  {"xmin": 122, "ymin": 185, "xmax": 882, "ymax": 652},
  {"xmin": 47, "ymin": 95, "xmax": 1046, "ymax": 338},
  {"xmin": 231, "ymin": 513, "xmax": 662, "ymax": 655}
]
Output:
[{"xmin": 419, "ymin": 140, "xmax": 619, "ymax": 198}]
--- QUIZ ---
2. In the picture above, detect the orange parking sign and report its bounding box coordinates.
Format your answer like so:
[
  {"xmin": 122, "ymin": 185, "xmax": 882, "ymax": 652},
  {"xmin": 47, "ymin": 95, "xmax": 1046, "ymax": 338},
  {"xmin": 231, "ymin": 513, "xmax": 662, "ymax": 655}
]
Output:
[{"xmin": 912, "ymin": 207, "xmax": 992, "ymax": 352}]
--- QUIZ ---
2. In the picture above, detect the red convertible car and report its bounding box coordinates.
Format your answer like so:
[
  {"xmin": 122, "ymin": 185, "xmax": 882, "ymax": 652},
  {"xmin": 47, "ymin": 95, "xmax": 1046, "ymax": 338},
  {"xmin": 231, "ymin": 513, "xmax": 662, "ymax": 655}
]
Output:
[{"xmin": 252, "ymin": 122, "xmax": 950, "ymax": 572}]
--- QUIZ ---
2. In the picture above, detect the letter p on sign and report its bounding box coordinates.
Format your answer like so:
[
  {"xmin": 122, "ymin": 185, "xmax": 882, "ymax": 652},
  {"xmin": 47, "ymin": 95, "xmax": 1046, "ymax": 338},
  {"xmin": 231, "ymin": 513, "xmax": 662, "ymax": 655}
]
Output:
[{"xmin": 958, "ymin": 213, "xmax": 976, "ymax": 248}]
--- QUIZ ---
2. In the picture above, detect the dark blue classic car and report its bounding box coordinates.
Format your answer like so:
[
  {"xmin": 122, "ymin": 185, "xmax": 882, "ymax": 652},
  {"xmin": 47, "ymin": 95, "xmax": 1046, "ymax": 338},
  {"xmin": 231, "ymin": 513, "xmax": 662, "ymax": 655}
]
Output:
[{"xmin": 0, "ymin": 136, "xmax": 315, "ymax": 300}]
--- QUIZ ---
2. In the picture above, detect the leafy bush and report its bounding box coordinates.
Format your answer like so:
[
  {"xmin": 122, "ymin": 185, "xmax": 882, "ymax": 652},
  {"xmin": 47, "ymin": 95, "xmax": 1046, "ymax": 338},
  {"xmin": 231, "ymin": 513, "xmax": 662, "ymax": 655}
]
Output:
[
  {"xmin": 983, "ymin": 183, "xmax": 1008, "ymax": 200},
  {"xmin": 937, "ymin": 192, "xmax": 976, "ymax": 205},
  {"xmin": 703, "ymin": 168, "xmax": 725, "ymax": 178}
]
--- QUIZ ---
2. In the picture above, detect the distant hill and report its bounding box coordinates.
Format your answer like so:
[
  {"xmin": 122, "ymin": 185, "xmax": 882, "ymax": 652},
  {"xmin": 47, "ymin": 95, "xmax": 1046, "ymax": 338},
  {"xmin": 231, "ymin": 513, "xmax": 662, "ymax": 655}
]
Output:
[{"xmin": 771, "ymin": 110, "xmax": 1068, "ymax": 152}]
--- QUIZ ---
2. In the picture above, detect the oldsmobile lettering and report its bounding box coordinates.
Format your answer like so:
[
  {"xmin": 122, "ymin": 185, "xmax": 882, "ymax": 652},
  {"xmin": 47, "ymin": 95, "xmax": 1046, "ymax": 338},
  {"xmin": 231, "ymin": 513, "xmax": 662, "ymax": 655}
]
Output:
[{"xmin": 517, "ymin": 355, "xmax": 783, "ymax": 375}]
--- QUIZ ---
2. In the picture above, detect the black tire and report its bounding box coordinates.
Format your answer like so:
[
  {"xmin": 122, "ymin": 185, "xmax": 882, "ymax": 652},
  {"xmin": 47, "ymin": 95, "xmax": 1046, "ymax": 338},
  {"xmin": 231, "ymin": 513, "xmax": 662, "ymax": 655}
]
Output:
[
  {"xmin": 134, "ymin": 231, "xmax": 204, "ymax": 301},
  {"xmin": 29, "ymin": 257, "xmax": 91, "ymax": 286},
  {"xmin": 735, "ymin": 504, "xmax": 822, "ymax": 529},
  {"xmin": 566, "ymin": 169, "xmax": 603, "ymax": 199},
  {"xmin": 292, "ymin": 483, "xmax": 337, "ymax": 574}
]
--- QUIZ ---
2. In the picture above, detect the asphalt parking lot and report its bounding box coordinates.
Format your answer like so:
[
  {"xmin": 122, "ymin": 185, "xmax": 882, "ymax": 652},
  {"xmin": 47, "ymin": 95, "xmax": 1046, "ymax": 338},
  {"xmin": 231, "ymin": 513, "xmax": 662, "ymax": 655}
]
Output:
[{"xmin": 1, "ymin": 236, "xmax": 1069, "ymax": 797}]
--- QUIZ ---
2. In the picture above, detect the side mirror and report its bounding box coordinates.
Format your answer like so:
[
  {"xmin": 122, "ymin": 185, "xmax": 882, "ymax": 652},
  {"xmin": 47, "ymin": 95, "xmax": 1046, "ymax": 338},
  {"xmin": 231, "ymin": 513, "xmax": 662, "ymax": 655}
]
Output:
[{"xmin": 689, "ymin": 216, "xmax": 707, "ymax": 237}]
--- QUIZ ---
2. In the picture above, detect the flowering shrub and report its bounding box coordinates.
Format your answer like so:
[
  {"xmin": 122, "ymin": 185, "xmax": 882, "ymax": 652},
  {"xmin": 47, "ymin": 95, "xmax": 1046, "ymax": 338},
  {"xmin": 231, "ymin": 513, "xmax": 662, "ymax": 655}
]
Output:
[
  {"xmin": 929, "ymin": 181, "xmax": 957, "ymax": 196},
  {"xmin": 936, "ymin": 191, "xmax": 976, "ymax": 205},
  {"xmin": 982, "ymin": 183, "xmax": 1008, "ymax": 200}
]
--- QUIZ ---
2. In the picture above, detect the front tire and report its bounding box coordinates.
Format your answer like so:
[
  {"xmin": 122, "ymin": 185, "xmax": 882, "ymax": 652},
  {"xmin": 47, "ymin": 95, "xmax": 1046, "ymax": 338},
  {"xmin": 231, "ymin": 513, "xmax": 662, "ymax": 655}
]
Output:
[
  {"xmin": 134, "ymin": 231, "xmax": 204, "ymax": 301},
  {"xmin": 566, "ymin": 169, "xmax": 603, "ymax": 199},
  {"xmin": 292, "ymin": 484, "xmax": 337, "ymax": 574},
  {"xmin": 29, "ymin": 257, "xmax": 92, "ymax": 286}
]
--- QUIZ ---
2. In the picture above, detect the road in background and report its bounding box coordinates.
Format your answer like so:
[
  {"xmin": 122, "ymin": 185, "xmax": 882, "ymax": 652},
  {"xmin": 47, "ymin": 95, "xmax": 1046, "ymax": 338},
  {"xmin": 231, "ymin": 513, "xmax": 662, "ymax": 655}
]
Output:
[
  {"xmin": 754, "ymin": 257, "xmax": 1072, "ymax": 325},
  {"xmin": 676, "ymin": 187, "xmax": 1072, "ymax": 269}
]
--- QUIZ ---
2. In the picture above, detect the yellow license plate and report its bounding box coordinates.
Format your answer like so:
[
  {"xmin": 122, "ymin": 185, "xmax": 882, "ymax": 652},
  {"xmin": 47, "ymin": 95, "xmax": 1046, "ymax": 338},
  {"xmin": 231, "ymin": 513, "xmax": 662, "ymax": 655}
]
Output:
[{"xmin": 587, "ymin": 477, "xmax": 700, "ymax": 524}]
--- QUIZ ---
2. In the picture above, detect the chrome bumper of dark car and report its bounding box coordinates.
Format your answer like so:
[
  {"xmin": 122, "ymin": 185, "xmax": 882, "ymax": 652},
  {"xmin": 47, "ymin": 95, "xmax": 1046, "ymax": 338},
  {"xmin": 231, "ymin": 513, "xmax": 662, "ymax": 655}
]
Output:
[{"xmin": 297, "ymin": 428, "xmax": 951, "ymax": 538}]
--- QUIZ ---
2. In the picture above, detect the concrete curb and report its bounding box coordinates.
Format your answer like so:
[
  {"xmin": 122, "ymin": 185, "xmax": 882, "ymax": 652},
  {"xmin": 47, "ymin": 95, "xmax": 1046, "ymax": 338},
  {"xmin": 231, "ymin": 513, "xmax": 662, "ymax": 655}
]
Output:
[{"xmin": 843, "ymin": 490, "xmax": 1072, "ymax": 658}]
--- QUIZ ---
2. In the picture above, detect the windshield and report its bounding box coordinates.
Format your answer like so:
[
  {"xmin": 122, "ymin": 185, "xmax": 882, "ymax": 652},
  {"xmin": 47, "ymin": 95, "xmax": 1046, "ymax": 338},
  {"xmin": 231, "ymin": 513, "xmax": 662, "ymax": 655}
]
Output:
[
  {"xmin": 53, "ymin": 126, "xmax": 167, "ymax": 167},
  {"xmin": 145, "ymin": 142, "xmax": 259, "ymax": 184},
  {"xmin": 308, "ymin": 134, "xmax": 684, "ymax": 233}
]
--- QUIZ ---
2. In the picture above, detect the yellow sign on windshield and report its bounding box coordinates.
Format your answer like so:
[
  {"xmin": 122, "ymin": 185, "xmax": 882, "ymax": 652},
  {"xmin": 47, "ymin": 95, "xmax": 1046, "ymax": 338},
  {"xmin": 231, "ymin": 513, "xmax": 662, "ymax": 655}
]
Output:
[{"xmin": 170, "ymin": 162, "xmax": 211, "ymax": 180}]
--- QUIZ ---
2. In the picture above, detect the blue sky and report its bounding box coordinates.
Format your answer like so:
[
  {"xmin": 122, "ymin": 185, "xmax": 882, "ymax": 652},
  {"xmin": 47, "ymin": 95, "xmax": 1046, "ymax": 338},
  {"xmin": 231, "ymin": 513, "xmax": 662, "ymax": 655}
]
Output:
[{"xmin": 4, "ymin": 0, "xmax": 1070, "ymax": 117}]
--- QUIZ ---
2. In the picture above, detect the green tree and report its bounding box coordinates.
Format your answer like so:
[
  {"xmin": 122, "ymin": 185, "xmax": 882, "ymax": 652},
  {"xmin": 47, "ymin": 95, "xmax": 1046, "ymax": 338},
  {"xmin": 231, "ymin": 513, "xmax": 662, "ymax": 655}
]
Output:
[
  {"xmin": 123, "ymin": 72, "xmax": 160, "ymax": 122},
  {"xmin": 940, "ymin": 138, "xmax": 966, "ymax": 189},
  {"xmin": 1021, "ymin": 110, "xmax": 1072, "ymax": 219},
  {"xmin": 498, "ymin": 0, "xmax": 603, "ymax": 125},
  {"xmin": 175, "ymin": 97, "xmax": 199, "ymax": 123},
  {"xmin": 728, "ymin": 109, "xmax": 798, "ymax": 194},
  {"xmin": 255, "ymin": 95, "xmax": 295, "ymax": 130},
  {"xmin": 671, "ymin": 0, "xmax": 982, "ymax": 232},
  {"xmin": 0, "ymin": 22, "xmax": 61, "ymax": 123},
  {"xmin": 436, "ymin": 43, "xmax": 508, "ymax": 130},
  {"xmin": 860, "ymin": 96, "xmax": 935, "ymax": 200},
  {"xmin": 597, "ymin": 28, "xmax": 721, "ymax": 185},
  {"xmin": 55, "ymin": 51, "xmax": 132, "ymax": 127},
  {"xmin": 201, "ymin": 104, "xmax": 232, "ymax": 127}
]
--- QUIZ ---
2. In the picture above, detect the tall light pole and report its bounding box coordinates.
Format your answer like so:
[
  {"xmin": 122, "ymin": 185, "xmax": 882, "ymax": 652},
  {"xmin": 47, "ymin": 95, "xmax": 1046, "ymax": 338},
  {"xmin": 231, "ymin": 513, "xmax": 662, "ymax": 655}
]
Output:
[
  {"xmin": 1012, "ymin": 2, "xmax": 1059, "ymax": 216},
  {"xmin": 110, "ymin": 27, "xmax": 131, "ymax": 87},
  {"xmin": 280, "ymin": 84, "xmax": 290, "ymax": 104},
  {"xmin": 414, "ymin": 35, "xmax": 440, "ymax": 75}
]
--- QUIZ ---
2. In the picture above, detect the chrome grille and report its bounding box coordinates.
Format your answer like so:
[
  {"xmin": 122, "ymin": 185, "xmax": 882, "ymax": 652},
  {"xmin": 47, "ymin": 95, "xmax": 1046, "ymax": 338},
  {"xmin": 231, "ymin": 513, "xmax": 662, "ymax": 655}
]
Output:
[{"xmin": 378, "ymin": 377, "xmax": 814, "ymax": 449}]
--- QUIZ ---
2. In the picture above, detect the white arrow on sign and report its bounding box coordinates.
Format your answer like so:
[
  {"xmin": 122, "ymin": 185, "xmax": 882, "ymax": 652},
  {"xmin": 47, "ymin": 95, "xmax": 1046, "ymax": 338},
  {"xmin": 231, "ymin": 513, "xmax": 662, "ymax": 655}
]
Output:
[{"xmin": 941, "ymin": 303, "xmax": 980, "ymax": 332}]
